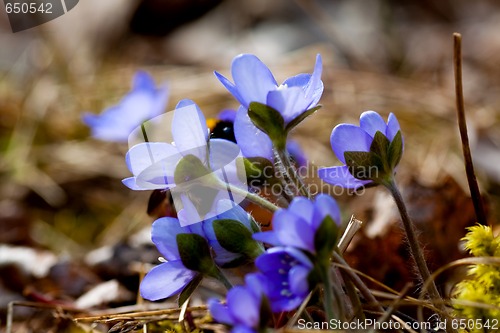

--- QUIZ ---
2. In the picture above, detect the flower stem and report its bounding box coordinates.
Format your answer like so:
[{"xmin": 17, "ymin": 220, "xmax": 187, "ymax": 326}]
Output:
[
  {"xmin": 274, "ymin": 147, "xmax": 311, "ymax": 198},
  {"xmin": 320, "ymin": 265, "xmax": 338, "ymax": 321},
  {"xmin": 214, "ymin": 180, "xmax": 280, "ymax": 213},
  {"xmin": 211, "ymin": 266, "xmax": 233, "ymax": 291},
  {"xmin": 384, "ymin": 180, "xmax": 445, "ymax": 309}
]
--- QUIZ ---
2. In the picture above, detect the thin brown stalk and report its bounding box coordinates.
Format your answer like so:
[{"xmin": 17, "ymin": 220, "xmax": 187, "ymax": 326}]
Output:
[{"xmin": 453, "ymin": 32, "xmax": 488, "ymax": 226}]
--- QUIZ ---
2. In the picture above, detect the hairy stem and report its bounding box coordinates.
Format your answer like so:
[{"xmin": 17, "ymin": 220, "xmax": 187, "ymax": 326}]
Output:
[
  {"xmin": 384, "ymin": 180, "xmax": 446, "ymax": 311},
  {"xmin": 274, "ymin": 147, "xmax": 311, "ymax": 198},
  {"xmin": 214, "ymin": 180, "xmax": 280, "ymax": 213},
  {"xmin": 320, "ymin": 264, "xmax": 339, "ymax": 321}
]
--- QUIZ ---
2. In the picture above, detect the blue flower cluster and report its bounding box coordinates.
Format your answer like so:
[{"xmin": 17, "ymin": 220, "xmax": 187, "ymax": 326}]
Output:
[{"xmin": 84, "ymin": 53, "xmax": 403, "ymax": 332}]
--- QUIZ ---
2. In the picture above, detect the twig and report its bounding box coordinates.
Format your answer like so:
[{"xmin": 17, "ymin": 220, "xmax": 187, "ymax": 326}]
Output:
[{"xmin": 453, "ymin": 32, "xmax": 488, "ymax": 226}]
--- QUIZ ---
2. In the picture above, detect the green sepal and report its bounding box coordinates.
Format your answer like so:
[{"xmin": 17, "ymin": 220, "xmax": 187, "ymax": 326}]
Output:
[
  {"xmin": 285, "ymin": 105, "xmax": 322, "ymax": 133},
  {"xmin": 213, "ymin": 219, "xmax": 264, "ymax": 260},
  {"xmin": 388, "ymin": 131, "xmax": 403, "ymax": 170},
  {"xmin": 314, "ymin": 215, "xmax": 339, "ymax": 259},
  {"xmin": 176, "ymin": 233, "xmax": 216, "ymax": 274},
  {"xmin": 344, "ymin": 130, "xmax": 402, "ymax": 184},
  {"xmin": 177, "ymin": 273, "xmax": 203, "ymax": 307},
  {"xmin": 248, "ymin": 102, "xmax": 286, "ymax": 150},
  {"xmin": 174, "ymin": 154, "xmax": 213, "ymax": 186},
  {"xmin": 344, "ymin": 151, "xmax": 374, "ymax": 181},
  {"xmin": 240, "ymin": 157, "xmax": 278, "ymax": 187},
  {"xmin": 370, "ymin": 131, "xmax": 390, "ymax": 161}
]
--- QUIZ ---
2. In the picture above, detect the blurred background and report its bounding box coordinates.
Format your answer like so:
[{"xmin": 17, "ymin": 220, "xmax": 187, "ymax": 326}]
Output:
[{"xmin": 1, "ymin": 0, "xmax": 500, "ymax": 331}]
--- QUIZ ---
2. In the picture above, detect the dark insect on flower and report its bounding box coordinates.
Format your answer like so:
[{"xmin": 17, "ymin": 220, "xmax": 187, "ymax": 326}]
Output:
[{"xmin": 208, "ymin": 119, "xmax": 236, "ymax": 143}]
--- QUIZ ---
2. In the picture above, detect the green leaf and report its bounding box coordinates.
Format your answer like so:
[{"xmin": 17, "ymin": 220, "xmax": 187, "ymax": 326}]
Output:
[
  {"xmin": 177, "ymin": 273, "xmax": 203, "ymax": 307},
  {"xmin": 344, "ymin": 151, "xmax": 375, "ymax": 180},
  {"xmin": 213, "ymin": 219, "xmax": 264, "ymax": 259},
  {"xmin": 176, "ymin": 233, "xmax": 215, "ymax": 274},
  {"xmin": 388, "ymin": 131, "xmax": 403, "ymax": 169},
  {"xmin": 248, "ymin": 102, "xmax": 286, "ymax": 149},
  {"xmin": 285, "ymin": 105, "xmax": 322, "ymax": 133},
  {"xmin": 314, "ymin": 215, "xmax": 339, "ymax": 257},
  {"xmin": 174, "ymin": 154, "xmax": 213, "ymax": 185}
]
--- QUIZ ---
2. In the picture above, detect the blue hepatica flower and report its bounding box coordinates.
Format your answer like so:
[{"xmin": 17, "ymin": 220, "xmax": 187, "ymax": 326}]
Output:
[
  {"xmin": 140, "ymin": 215, "xmax": 204, "ymax": 301},
  {"xmin": 83, "ymin": 71, "xmax": 169, "ymax": 142},
  {"xmin": 253, "ymin": 194, "xmax": 341, "ymax": 254},
  {"xmin": 141, "ymin": 200, "xmax": 259, "ymax": 301},
  {"xmin": 255, "ymin": 247, "xmax": 313, "ymax": 312},
  {"xmin": 318, "ymin": 111, "xmax": 403, "ymax": 189},
  {"xmin": 203, "ymin": 200, "xmax": 263, "ymax": 266},
  {"xmin": 215, "ymin": 54, "xmax": 323, "ymax": 160},
  {"xmin": 123, "ymin": 99, "xmax": 246, "ymax": 226},
  {"xmin": 209, "ymin": 274, "xmax": 268, "ymax": 333}
]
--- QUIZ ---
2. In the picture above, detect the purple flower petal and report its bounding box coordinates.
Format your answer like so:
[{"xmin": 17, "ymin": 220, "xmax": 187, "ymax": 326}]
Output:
[
  {"xmin": 273, "ymin": 209, "xmax": 315, "ymax": 252},
  {"xmin": 245, "ymin": 273, "xmax": 269, "ymax": 298},
  {"xmin": 359, "ymin": 110, "xmax": 387, "ymax": 138},
  {"xmin": 289, "ymin": 265, "xmax": 311, "ymax": 296},
  {"xmin": 208, "ymin": 299, "xmax": 233, "ymax": 325},
  {"xmin": 216, "ymin": 200, "xmax": 251, "ymax": 230},
  {"xmin": 311, "ymin": 194, "xmax": 341, "ymax": 229},
  {"xmin": 303, "ymin": 54, "xmax": 324, "ymax": 103},
  {"xmin": 252, "ymin": 231, "xmax": 281, "ymax": 246},
  {"xmin": 210, "ymin": 241, "xmax": 242, "ymax": 266},
  {"xmin": 386, "ymin": 112, "xmax": 402, "ymax": 142},
  {"xmin": 233, "ymin": 325, "xmax": 258, "ymax": 333},
  {"xmin": 132, "ymin": 70, "xmax": 156, "ymax": 91},
  {"xmin": 267, "ymin": 86, "xmax": 310, "ymax": 123},
  {"xmin": 282, "ymin": 73, "xmax": 311, "ymax": 88},
  {"xmin": 121, "ymin": 177, "xmax": 146, "ymax": 190},
  {"xmin": 234, "ymin": 106, "xmax": 273, "ymax": 160},
  {"xmin": 287, "ymin": 197, "xmax": 315, "ymax": 225},
  {"xmin": 84, "ymin": 71, "xmax": 168, "ymax": 142},
  {"xmin": 230, "ymin": 54, "xmax": 278, "ymax": 108},
  {"xmin": 140, "ymin": 261, "xmax": 196, "ymax": 301},
  {"xmin": 177, "ymin": 194, "xmax": 204, "ymax": 227},
  {"xmin": 214, "ymin": 71, "xmax": 245, "ymax": 108},
  {"xmin": 330, "ymin": 124, "xmax": 373, "ymax": 163},
  {"xmin": 227, "ymin": 287, "xmax": 260, "ymax": 327},
  {"xmin": 172, "ymin": 100, "xmax": 208, "ymax": 163},
  {"xmin": 125, "ymin": 142, "xmax": 179, "ymax": 176},
  {"xmin": 270, "ymin": 297, "xmax": 303, "ymax": 313},
  {"xmin": 208, "ymin": 138, "xmax": 242, "ymax": 172},
  {"xmin": 218, "ymin": 109, "xmax": 237, "ymax": 123},
  {"xmin": 318, "ymin": 165, "xmax": 371, "ymax": 189},
  {"xmin": 151, "ymin": 217, "xmax": 186, "ymax": 260}
]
